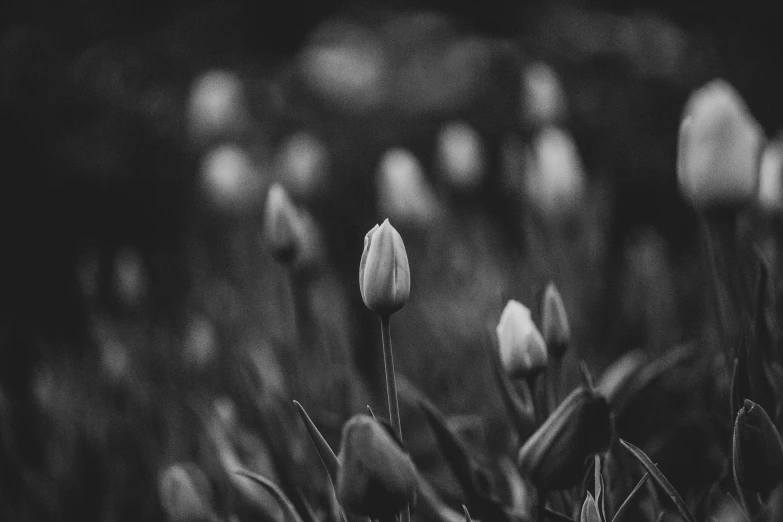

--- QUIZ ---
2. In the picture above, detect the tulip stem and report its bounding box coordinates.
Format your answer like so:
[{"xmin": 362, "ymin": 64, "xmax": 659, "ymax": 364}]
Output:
[
  {"xmin": 380, "ymin": 315, "xmax": 410, "ymax": 522},
  {"xmin": 380, "ymin": 315, "xmax": 402, "ymax": 439}
]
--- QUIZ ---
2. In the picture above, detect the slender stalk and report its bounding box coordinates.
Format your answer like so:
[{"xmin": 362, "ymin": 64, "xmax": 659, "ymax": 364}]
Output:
[
  {"xmin": 380, "ymin": 315, "xmax": 409, "ymax": 522},
  {"xmin": 380, "ymin": 315, "xmax": 401, "ymax": 438}
]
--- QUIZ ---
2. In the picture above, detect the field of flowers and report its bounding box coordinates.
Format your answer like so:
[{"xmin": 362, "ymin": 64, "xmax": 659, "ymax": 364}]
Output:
[{"xmin": 3, "ymin": 1, "xmax": 783, "ymax": 521}]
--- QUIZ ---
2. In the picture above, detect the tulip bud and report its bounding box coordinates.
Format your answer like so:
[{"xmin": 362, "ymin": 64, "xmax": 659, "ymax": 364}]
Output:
[
  {"xmin": 758, "ymin": 139, "xmax": 783, "ymax": 213},
  {"xmin": 496, "ymin": 300, "xmax": 548, "ymax": 378},
  {"xmin": 541, "ymin": 282, "xmax": 570, "ymax": 357},
  {"xmin": 187, "ymin": 70, "xmax": 250, "ymax": 146},
  {"xmin": 520, "ymin": 62, "xmax": 567, "ymax": 127},
  {"xmin": 377, "ymin": 148, "xmax": 440, "ymax": 227},
  {"xmin": 525, "ymin": 127, "xmax": 586, "ymax": 219},
  {"xmin": 201, "ymin": 145, "xmax": 265, "ymax": 213},
  {"xmin": 264, "ymin": 183, "xmax": 302, "ymax": 264},
  {"xmin": 677, "ymin": 79, "xmax": 765, "ymax": 208},
  {"xmin": 580, "ymin": 492, "xmax": 601, "ymax": 522},
  {"xmin": 336, "ymin": 415, "xmax": 418, "ymax": 517},
  {"xmin": 158, "ymin": 463, "xmax": 215, "ymax": 522},
  {"xmin": 733, "ymin": 399, "xmax": 783, "ymax": 495},
  {"xmin": 276, "ymin": 132, "xmax": 329, "ymax": 203},
  {"xmin": 518, "ymin": 387, "xmax": 612, "ymax": 490},
  {"xmin": 435, "ymin": 122, "xmax": 485, "ymax": 191},
  {"xmin": 359, "ymin": 219, "xmax": 410, "ymax": 316}
]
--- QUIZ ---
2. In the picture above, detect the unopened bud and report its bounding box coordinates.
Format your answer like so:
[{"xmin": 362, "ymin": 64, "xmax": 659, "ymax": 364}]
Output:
[
  {"xmin": 435, "ymin": 122, "xmax": 485, "ymax": 191},
  {"xmin": 264, "ymin": 183, "xmax": 302, "ymax": 264},
  {"xmin": 336, "ymin": 415, "xmax": 418, "ymax": 517},
  {"xmin": 541, "ymin": 283, "xmax": 570, "ymax": 357},
  {"xmin": 520, "ymin": 62, "xmax": 567, "ymax": 127},
  {"xmin": 733, "ymin": 399, "xmax": 783, "ymax": 495},
  {"xmin": 677, "ymin": 79, "xmax": 765, "ymax": 208},
  {"xmin": 187, "ymin": 70, "xmax": 250, "ymax": 146},
  {"xmin": 359, "ymin": 219, "xmax": 410, "ymax": 316},
  {"xmin": 526, "ymin": 127, "xmax": 586, "ymax": 218},
  {"xmin": 377, "ymin": 148, "xmax": 440, "ymax": 227},
  {"xmin": 580, "ymin": 492, "xmax": 601, "ymax": 522},
  {"xmin": 518, "ymin": 387, "xmax": 612, "ymax": 490},
  {"xmin": 158, "ymin": 463, "xmax": 215, "ymax": 522},
  {"xmin": 496, "ymin": 300, "xmax": 548, "ymax": 378},
  {"xmin": 758, "ymin": 139, "xmax": 783, "ymax": 213}
]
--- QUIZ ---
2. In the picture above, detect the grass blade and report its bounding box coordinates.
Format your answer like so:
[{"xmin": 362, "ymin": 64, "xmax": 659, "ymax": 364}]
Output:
[
  {"xmin": 619, "ymin": 439, "xmax": 695, "ymax": 522},
  {"xmin": 293, "ymin": 400, "xmax": 340, "ymax": 482},
  {"xmin": 236, "ymin": 469, "xmax": 306, "ymax": 522},
  {"xmin": 611, "ymin": 472, "xmax": 649, "ymax": 522},
  {"xmin": 543, "ymin": 506, "xmax": 576, "ymax": 522}
]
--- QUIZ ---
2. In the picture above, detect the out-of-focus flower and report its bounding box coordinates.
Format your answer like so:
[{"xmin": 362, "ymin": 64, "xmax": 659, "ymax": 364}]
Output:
[
  {"xmin": 263, "ymin": 183, "xmax": 303, "ymax": 265},
  {"xmin": 113, "ymin": 246, "xmax": 146, "ymax": 308},
  {"xmin": 158, "ymin": 463, "xmax": 216, "ymax": 522},
  {"xmin": 677, "ymin": 80, "xmax": 765, "ymax": 208},
  {"xmin": 541, "ymin": 283, "xmax": 570, "ymax": 357},
  {"xmin": 518, "ymin": 387, "xmax": 612, "ymax": 490},
  {"xmin": 520, "ymin": 62, "xmax": 567, "ymax": 127},
  {"xmin": 336, "ymin": 415, "xmax": 418, "ymax": 517},
  {"xmin": 758, "ymin": 139, "xmax": 783, "ymax": 213},
  {"xmin": 525, "ymin": 126, "xmax": 586, "ymax": 219},
  {"xmin": 186, "ymin": 70, "xmax": 250, "ymax": 146},
  {"xmin": 359, "ymin": 219, "xmax": 410, "ymax": 316},
  {"xmin": 201, "ymin": 145, "xmax": 265, "ymax": 213},
  {"xmin": 184, "ymin": 314, "xmax": 217, "ymax": 369},
  {"xmin": 276, "ymin": 132, "xmax": 330, "ymax": 203},
  {"xmin": 580, "ymin": 492, "xmax": 601, "ymax": 522},
  {"xmin": 435, "ymin": 122, "xmax": 485, "ymax": 191},
  {"xmin": 300, "ymin": 20, "xmax": 388, "ymax": 113},
  {"xmin": 733, "ymin": 399, "xmax": 783, "ymax": 495},
  {"xmin": 377, "ymin": 148, "xmax": 440, "ymax": 227},
  {"xmin": 496, "ymin": 300, "xmax": 548, "ymax": 378}
]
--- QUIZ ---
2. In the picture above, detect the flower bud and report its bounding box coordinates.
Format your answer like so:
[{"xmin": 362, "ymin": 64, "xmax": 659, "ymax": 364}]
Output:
[
  {"xmin": 677, "ymin": 79, "xmax": 765, "ymax": 208},
  {"xmin": 336, "ymin": 415, "xmax": 418, "ymax": 517},
  {"xmin": 520, "ymin": 62, "xmax": 567, "ymax": 127},
  {"xmin": 201, "ymin": 145, "xmax": 265, "ymax": 213},
  {"xmin": 276, "ymin": 132, "xmax": 330, "ymax": 203},
  {"xmin": 733, "ymin": 399, "xmax": 783, "ymax": 495},
  {"xmin": 525, "ymin": 127, "xmax": 586, "ymax": 219},
  {"xmin": 518, "ymin": 387, "xmax": 612, "ymax": 490},
  {"xmin": 264, "ymin": 183, "xmax": 302, "ymax": 264},
  {"xmin": 541, "ymin": 282, "xmax": 570, "ymax": 357},
  {"xmin": 758, "ymin": 139, "xmax": 783, "ymax": 213},
  {"xmin": 377, "ymin": 148, "xmax": 440, "ymax": 227},
  {"xmin": 580, "ymin": 492, "xmax": 601, "ymax": 522},
  {"xmin": 435, "ymin": 121, "xmax": 485, "ymax": 192},
  {"xmin": 496, "ymin": 300, "xmax": 548, "ymax": 378},
  {"xmin": 158, "ymin": 463, "xmax": 215, "ymax": 522},
  {"xmin": 359, "ymin": 219, "xmax": 410, "ymax": 315},
  {"xmin": 187, "ymin": 70, "xmax": 250, "ymax": 146}
]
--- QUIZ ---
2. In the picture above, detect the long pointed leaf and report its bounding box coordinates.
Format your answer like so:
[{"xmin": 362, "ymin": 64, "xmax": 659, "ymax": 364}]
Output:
[
  {"xmin": 293, "ymin": 400, "xmax": 340, "ymax": 482},
  {"xmin": 462, "ymin": 505, "xmax": 472, "ymax": 522},
  {"xmin": 236, "ymin": 470, "xmax": 305, "ymax": 522},
  {"xmin": 419, "ymin": 398, "xmax": 513, "ymax": 522},
  {"xmin": 611, "ymin": 472, "xmax": 649, "ymax": 522},
  {"xmin": 619, "ymin": 440, "xmax": 696, "ymax": 522},
  {"xmin": 595, "ymin": 455, "xmax": 607, "ymax": 521},
  {"xmin": 416, "ymin": 475, "xmax": 465, "ymax": 522},
  {"xmin": 544, "ymin": 507, "xmax": 576, "ymax": 522}
]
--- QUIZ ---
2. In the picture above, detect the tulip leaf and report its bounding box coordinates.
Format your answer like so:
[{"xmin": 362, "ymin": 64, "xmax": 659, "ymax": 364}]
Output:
[
  {"xmin": 367, "ymin": 405, "xmax": 376, "ymax": 419},
  {"xmin": 484, "ymin": 326, "xmax": 537, "ymax": 440},
  {"xmin": 416, "ymin": 475, "xmax": 466, "ymax": 522},
  {"xmin": 236, "ymin": 469, "xmax": 306, "ymax": 522},
  {"xmin": 595, "ymin": 455, "xmax": 607, "ymax": 521},
  {"xmin": 619, "ymin": 439, "xmax": 696, "ymax": 522},
  {"xmin": 581, "ymin": 492, "xmax": 602, "ymax": 522},
  {"xmin": 611, "ymin": 472, "xmax": 649, "ymax": 522},
  {"xmin": 594, "ymin": 350, "xmax": 647, "ymax": 405},
  {"xmin": 730, "ymin": 357, "xmax": 741, "ymax": 420},
  {"xmin": 544, "ymin": 507, "xmax": 576, "ymax": 522},
  {"xmin": 293, "ymin": 400, "xmax": 340, "ymax": 482},
  {"xmin": 419, "ymin": 398, "xmax": 515, "ymax": 522},
  {"xmin": 578, "ymin": 360, "xmax": 594, "ymax": 389},
  {"xmin": 462, "ymin": 505, "xmax": 472, "ymax": 522}
]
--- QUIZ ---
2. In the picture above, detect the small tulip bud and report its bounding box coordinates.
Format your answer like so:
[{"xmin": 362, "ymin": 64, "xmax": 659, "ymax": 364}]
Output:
[
  {"xmin": 733, "ymin": 399, "xmax": 783, "ymax": 495},
  {"xmin": 264, "ymin": 183, "xmax": 302, "ymax": 264},
  {"xmin": 541, "ymin": 283, "xmax": 570, "ymax": 357},
  {"xmin": 435, "ymin": 122, "xmax": 485, "ymax": 191},
  {"xmin": 187, "ymin": 70, "xmax": 250, "ymax": 146},
  {"xmin": 377, "ymin": 148, "xmax": 440, "ymax": 227},
  {"xmin": 336, "ymin": 415, "xmax": 418, "ymax": 518},
  {"xmin": 201, "ymin": 145, "xmax": 265, "ymax": 212},
  {"xmin": 525, "ymin": 127, "xmax": 586, "ymax": 219},
  {"xmin": 580, "ymin": 492, "xmax": 601, "ymax": 522},
  {"xmin": 758, "ymin": 139, "xmax": 783, "ymax": 213},
  {"xmin": 520, "ymin": 62, "xmax": 567, "ymax": 127},
  {"xmin": 518, "ymin": 387, "xmax": 612, "ymax": 490},
  {"xmin": 276, "ymin": 132, "xmax": 329, "ymax": 202},
  {"xmin": 158, "ymin": 463, "xmax": 215, "ymax": 522},
  {"xmin": 496, "ymin": 300, "xmax": 548, "ymax": 378},
  {"xmin": 359, "ymin": 219, "xmax": 410, "ymax": 316},
  {"xmin": 677, "ymin": 80, "xmax": 765, "ymax": 208}
]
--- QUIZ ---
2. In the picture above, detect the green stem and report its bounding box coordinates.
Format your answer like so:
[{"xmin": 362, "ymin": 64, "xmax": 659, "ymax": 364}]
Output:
[
  {"xmin": 380, "ymin": 315, "xmax": 409, "ymax": 522},
  {"xmin": 380, "ymin": 315, "xmax": 401, "ymax": 438}
]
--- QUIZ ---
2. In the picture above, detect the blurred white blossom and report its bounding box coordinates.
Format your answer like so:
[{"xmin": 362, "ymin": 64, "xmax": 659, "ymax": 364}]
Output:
[
  {"xmin": 187, "ymin": 70, "xmax": 250, "ymax": 146},
  {"xmin": 377, "ymin": 148, "xmax": 440, "ymax": 226},
  {"xmin": 521, "ymin": 62, "xmax": 567, "ymax": 126},
  {"xmin": 758, "ymin": 139, "xmax": 783, "ymax": 213},
  {"xmin": 525, "ymin": 126, "xmax": 586, "ymax": 218},
  {"xmin": 201, "ymin": 145, "xmax": 265, "ymax": 213},
  {"xmin": 435, "ymin": 121, "xmax": 485, "ymax": 191}
]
